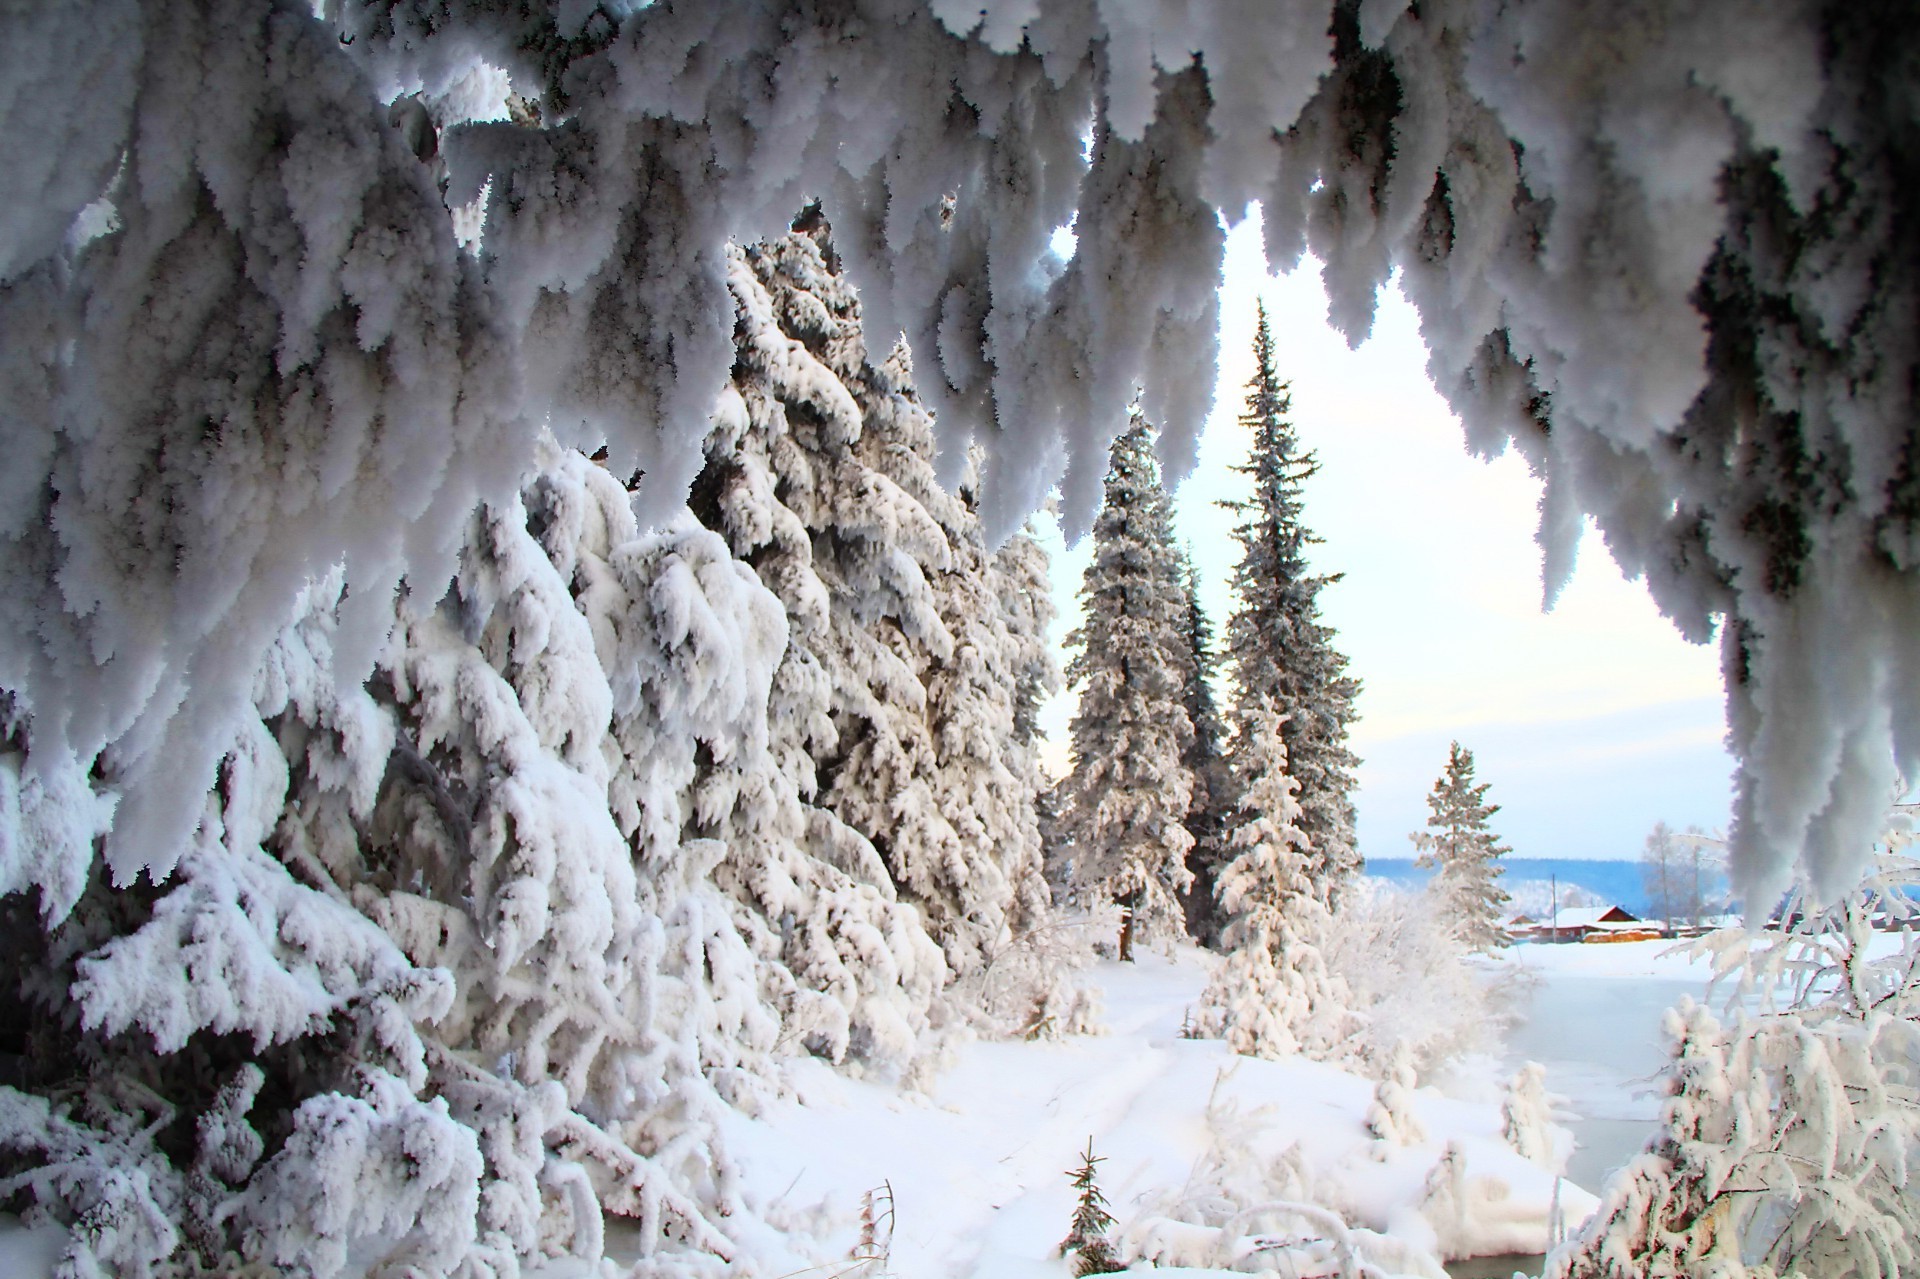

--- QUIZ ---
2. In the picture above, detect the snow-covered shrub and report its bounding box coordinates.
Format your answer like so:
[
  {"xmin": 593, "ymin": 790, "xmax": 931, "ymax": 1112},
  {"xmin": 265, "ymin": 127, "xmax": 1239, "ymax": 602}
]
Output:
[
  {"xmin": 1125, "ymin": 1066, "xmax": 1448, "ymax": 1278},
  {"xmin": 949, "ymin": 912, "xmax": 1105, "ymax": 1041},
  {"xmin": 1318, "ymin": 879, "xmax": 1513, "ymax": 1077},
  {"xmin": 1500, "ymin": 1062, "xmax": 1561, "ymax": 1170},
  {"xmin": 1551, "ymin": 809, "xmax": 1920, "ymax": 1279},
  {"xmin": 1367, "ymin": 1043, "xmax": 1429, "ymax": 1150}
]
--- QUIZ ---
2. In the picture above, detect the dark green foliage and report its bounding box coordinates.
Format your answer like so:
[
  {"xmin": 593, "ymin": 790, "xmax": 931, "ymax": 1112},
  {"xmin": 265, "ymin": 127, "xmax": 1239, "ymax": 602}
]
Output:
[
  {"xmin": 1062, "ymin": 1138, "xmax": 1125, "ymax": 1276},
  {"xmin": 1222, "ymin": 305, "xmax": 1362, "ymax": 905},
  {"xmin": 1178, "ymin": 550, "xmax": 1234, "ymax": 947}
]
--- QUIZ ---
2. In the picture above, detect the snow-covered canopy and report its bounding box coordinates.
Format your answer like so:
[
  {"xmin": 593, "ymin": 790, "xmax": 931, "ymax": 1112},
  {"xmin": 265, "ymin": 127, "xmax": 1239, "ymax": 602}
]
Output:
[{"xmin": 2, "ymin": 0, "xmax": 1914, "ymax": 906}]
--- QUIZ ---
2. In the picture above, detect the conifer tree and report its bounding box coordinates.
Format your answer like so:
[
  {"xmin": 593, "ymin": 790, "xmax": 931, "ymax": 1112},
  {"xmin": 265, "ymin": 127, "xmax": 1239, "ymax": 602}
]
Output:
[
  {"xmin": 1062, "ymin": 1138, "xmax": 1124, "ymax": 1276},
  {"xmin": 1222, "ymin": 305, "xmax": 1361, "ymax": 905},
  {"xmin": 1178, "ymin": 550, "xmax": 1234, "ymax": 946},
  {"xmin": 1196, "ymin": 696, "xmax": 1354, "ymax": 1060},
  {"xmin": 1412, "ymin": 742, "xmax": 1512, "ymax": 953},
  {"xmin": 698, "ymin": 215, "xmax": 1058, "ymax": 983},
  {"xmin": 1058, "ymin": 413, "xmax": 1195, "ymax": 960}
]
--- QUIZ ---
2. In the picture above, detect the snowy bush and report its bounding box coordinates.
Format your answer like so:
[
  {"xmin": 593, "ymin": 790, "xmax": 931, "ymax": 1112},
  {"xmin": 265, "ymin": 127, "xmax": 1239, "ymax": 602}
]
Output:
[
  {"xmin": 1126, "ymin": 1066, "xmax": 1449, "ymax": 1278},
  {"xmin": 1500, "ymin": 1062, "xmax": 1562, "ymax": 1171},
  {"xmin": 1550, "ymin": 808, "xmax": 1920, "ymax": 1279},
  {"xmin": 1318, "ymin": 880, "xmax": 1512, "ymax": 1078},
  {"xmin": 1367, "ymin": 1043, "xmax": 1429, "ymax": 1150}
]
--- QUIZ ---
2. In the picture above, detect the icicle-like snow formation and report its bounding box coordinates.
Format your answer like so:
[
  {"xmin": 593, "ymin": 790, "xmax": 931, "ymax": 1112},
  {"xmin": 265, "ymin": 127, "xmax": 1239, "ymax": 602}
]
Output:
[{"xmin": 1, "ymin": 0, "xmax": 1912, "ymax": 916}]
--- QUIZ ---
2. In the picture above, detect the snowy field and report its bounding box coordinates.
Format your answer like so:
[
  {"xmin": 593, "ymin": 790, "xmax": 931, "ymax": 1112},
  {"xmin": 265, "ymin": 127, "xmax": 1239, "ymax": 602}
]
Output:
[
  {"xmin": 694, "ymin": 946, "xmax": 1608, "ymax": 1278},
  {"xmin": 0, "ymin": 930, "xmax": 1883, "ymax": 1277},
  {"xmin": 0, "ymin": 938, "xmax": 1732, "ymax": 1278}
]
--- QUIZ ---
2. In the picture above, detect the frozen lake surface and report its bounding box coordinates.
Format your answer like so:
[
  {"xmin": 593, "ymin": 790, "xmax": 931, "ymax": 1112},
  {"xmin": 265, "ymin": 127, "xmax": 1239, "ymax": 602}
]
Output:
[{"xmin": 1495, "ymin": 942, "xmax": 1719, "ymax": 1194}]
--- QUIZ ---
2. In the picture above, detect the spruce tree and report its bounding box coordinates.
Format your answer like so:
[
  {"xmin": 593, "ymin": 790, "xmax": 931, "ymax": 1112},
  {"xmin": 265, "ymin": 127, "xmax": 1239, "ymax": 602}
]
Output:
[
  {"xmin": 1178, "ymin": 549, "xmax": 1234, "ymax": 946},
  {"xmin": 1062, "ymin": 1139, "xmax": 1123, "ymax": 1276},
  {"xmin": 1222, "ymin": 304, "xmax": 1361, "ymax": 904},
  {"xmin": 1411, "ymin": 742, "xmax": 1512, "ymax": 953},
  {"xmin": 1058, "ymin": 413, "xmax": 1195, "ymax": 960}
]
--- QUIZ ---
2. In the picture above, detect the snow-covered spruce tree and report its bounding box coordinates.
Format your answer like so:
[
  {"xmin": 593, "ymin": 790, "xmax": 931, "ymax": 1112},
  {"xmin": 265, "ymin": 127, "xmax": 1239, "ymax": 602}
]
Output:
[
  {"xmin": 1062, "ymin": 1139, "xmax": 1124, "ymax": 1277},
  {"xmin": 1057, "ymin": 414, "xmax": 1196, "ymax": 960},
  {"xmin": 1412, "ymin": 742, "xmax": 1513, "ymax": 954},
  {"xmin": 1196, "ymin": 696, "xmax": 1355, "ymax": 1062},
  {"xmin": 1552, "ymin": 809, "xmax": 1920, "ymax": 1279},
  {"xmin": 697, "ymin": 217, "xmax": 1059, "ymax": 997},
  {"xmin": 1221, "ymin": 305, "xmax": 1361, "ymax": 905},
  {"xmin": 1178, "ymin": 549, "xmax": 1235, "ymax": 947}
]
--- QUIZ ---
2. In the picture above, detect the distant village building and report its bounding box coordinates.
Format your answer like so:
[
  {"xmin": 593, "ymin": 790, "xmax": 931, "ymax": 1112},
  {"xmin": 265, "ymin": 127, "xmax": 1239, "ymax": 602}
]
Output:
[{"xmin": 1505, "ymin": 905, "xmax": 1659, "ymax": 944}]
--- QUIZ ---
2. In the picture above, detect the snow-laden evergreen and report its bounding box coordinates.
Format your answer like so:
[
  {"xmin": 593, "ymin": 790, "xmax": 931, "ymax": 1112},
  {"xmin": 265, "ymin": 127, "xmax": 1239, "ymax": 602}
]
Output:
[
  {"xmin": 1413, "ymin": 742, "xmax": 1514, "ymax": 954},
  {"xmin": 705, "ymin": 219, "xmax": 1057, "ymax": 986},
  {"xmin": 1196, "ymin": 697, "xmax": 1355, "ymax": 1062},
  {"xmin": 1057, "ymin": 415, "xmax": 1195, "ymax": 960},
  {"xmin": 0, "ymin": 220, "xmax": 1063, "ymax": 1275},
  {"xmin": 1222, "ymin": 305, "xmax": 1362, "ymax": 903},
  {"xmin": 1551, "ymin": 809, "xmax": 1920, "ymax": 1279}
]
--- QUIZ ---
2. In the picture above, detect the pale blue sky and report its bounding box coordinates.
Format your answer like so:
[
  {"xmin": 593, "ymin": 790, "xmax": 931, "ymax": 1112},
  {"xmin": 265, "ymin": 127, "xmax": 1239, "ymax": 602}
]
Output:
[{"xmin": 1036, "ymin": 215, "xmax": 1736, "ymax": 862}]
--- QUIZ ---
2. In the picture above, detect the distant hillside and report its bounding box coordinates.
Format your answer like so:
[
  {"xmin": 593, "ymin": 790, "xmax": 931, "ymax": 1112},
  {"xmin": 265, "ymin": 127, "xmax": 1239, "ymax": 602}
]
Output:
[{"xmin": 1363, "ymin": 857, "xmax": 1736, "ymax": 921}]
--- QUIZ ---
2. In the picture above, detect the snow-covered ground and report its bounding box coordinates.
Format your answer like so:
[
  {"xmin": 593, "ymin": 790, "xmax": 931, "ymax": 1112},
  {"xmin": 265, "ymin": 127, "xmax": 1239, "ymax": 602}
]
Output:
[
  {"xmin": 3, "ymin": 936, "xmax": 1727, "ymax": 1279},
  {"xmin": 704, "ymin": 946, "xmax": 1597, "ymax": 1278}
]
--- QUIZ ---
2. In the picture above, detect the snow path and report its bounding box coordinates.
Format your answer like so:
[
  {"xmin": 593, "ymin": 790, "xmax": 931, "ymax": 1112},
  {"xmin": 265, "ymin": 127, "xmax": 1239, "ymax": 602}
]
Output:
[{"xmin": 720, "ymin": 946, "xmax": 1590, "ymax": 1277}]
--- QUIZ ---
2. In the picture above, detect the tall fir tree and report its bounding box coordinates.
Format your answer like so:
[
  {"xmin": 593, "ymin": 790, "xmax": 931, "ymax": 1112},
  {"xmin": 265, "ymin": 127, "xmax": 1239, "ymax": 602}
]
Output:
[
  {"xmin": 693, "ymin": 215, "xmax": 1060, "ymax": 1004},
  {"xmin": 1058, "ymin": 413, "xmax": 1196, "ymax": 960},
  {"xmin": 1177, "ymin": 549, "xmax": 1234, "ymax": 946},
  {"xmin": 1222, "ymin": 304, "xmax": 1361, "ymax": 904},
  {"xmin": 1412, "ymin": 742, "xmax": 1512, "ymax": 954}
]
